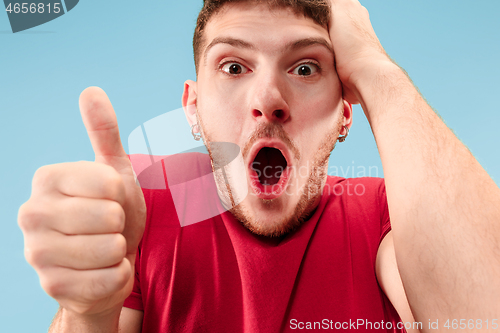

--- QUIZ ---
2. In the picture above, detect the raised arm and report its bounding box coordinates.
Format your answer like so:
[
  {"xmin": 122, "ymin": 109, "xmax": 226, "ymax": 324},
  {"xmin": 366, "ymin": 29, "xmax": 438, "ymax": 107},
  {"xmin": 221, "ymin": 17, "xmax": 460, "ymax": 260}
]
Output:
[{"xmin": 328, "ymin": 0, "xmax": 500, "ymax": 327}]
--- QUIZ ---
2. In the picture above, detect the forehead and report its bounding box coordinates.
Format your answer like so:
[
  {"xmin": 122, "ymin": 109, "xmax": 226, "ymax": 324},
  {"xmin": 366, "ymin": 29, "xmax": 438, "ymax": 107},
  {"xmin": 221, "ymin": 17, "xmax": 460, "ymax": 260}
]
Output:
[{"xmin": 202, "ymin": 3, "xmax": 331, "ymax": 57}]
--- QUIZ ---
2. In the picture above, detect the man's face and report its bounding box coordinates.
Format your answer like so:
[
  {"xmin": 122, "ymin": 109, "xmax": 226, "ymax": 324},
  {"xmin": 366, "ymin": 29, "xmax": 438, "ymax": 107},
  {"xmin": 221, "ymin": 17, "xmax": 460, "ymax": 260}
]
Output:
[{"xmin": 187, "ymin": 3, "xmax": 348, "ymax": 237}]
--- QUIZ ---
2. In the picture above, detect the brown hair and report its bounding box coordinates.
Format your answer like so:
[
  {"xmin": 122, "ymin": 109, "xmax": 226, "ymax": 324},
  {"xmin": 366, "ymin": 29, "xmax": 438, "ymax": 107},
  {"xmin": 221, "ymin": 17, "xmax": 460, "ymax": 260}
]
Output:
[{"xmin": 193, "ymin": 0, "xmax": 331, "ymax": 74}]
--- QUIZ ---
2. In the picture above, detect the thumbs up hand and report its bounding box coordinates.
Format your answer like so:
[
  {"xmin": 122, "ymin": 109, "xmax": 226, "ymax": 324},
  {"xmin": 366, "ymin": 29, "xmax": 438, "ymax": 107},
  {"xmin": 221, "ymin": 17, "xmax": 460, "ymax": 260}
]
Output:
[
  {"xmin": 79, "ymin": 87, "xmax": 146, "ymax": 266},
  {"xmin": 18, "ymin": 87, "xmax": 146, "ymax": 318}
]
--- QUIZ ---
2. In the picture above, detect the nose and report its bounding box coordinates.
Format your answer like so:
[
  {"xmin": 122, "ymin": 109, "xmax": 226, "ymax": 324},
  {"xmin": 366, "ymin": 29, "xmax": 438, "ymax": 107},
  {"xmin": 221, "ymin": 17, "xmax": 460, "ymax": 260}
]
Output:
[{"xmin": 250, "ymin": 71, "xmax": 290, "ymax": 123}]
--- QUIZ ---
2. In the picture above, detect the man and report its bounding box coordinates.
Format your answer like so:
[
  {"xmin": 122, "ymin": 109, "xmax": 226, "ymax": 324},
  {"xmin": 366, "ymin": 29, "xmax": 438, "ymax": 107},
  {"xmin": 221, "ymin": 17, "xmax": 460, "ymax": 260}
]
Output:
[{"xmin": 18, "ymin": 0, "xmax": 500, "ymax": 332}]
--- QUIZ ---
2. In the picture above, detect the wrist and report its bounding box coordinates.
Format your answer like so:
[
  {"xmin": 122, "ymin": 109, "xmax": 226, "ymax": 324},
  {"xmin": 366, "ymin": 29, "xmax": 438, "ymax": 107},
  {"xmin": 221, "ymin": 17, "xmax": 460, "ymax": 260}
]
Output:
[
  {"xmin": 51, "ymin": 305, "xmax": 122, "ymax": 333},
  {"xmin": 350, "ymin": 58, "xmax": 399, "ymax": 93},
  {"xmin": 350, "ymin": 60, "xmax": 410, "ymax": 113}
]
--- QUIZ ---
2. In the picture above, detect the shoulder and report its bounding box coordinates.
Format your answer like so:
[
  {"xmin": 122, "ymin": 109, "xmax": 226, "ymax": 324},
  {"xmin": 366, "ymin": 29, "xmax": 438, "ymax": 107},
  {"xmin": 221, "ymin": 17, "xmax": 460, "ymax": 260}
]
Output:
[
  {"xmin": 130, "ymin": 152, "xmax": 212, "ymax": 190},
  {"xmin": 324, "ymin": 176, "xmax": 387, "ymax": 210},
  {"xmin": 135, "ymin": 152, "xmax": 223, "ymax": 230},
  {"xmin": 322, "ymin": 176, "xmax": 391, "ymax": 248}
]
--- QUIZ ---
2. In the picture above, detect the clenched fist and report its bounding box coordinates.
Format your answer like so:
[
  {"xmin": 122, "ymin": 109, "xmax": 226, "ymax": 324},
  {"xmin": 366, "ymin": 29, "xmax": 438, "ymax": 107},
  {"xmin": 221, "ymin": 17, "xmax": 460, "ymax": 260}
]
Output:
[{"xmin": 18, "ymin": 87, "xmax": 146, "ymax": 318}]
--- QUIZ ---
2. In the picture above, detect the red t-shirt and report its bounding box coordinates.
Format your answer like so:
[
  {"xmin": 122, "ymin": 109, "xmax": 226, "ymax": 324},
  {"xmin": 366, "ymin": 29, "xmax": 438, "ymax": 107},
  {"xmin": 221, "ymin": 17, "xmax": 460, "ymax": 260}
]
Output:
[{"xmin": 124, "ymin": 153, "xmax": 403, "ymax": 332}]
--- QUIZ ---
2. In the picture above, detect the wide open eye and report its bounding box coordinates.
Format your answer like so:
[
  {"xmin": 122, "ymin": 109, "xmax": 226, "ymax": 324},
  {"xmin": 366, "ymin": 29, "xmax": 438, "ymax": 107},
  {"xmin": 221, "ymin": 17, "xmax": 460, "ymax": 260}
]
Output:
[
  {"xmin": 292, "ymin": 63, "xmax": 320, "ymax": 76},
  {"xmin": 220, "ymin": 62, "xmax": 249, "ymax": 75}
]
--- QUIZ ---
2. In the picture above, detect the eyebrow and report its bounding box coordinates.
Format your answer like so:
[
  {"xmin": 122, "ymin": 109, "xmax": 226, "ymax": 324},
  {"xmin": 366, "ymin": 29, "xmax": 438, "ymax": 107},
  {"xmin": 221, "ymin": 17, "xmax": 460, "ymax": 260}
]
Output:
[
  {"xmin": 204, "ymin": 37, "xmax": 256, "ymax": 66},
  {"xmin": 288, "ymin": 37, "xmax": 334, "ymax": 56},
  {"xmin": 203, "ymin": 36, "xmax": 334, "ymax": 66}
]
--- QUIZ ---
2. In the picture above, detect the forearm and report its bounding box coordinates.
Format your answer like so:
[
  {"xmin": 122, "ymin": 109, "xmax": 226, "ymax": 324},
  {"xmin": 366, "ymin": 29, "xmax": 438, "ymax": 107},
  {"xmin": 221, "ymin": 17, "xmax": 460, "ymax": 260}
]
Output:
[
  {"xmin": 357, "ymin": 61, "xmax": 500, "ymax": 322},
  {"xmin": 49, "ymin": 306, "xmax": 121, "ymax": 333}
]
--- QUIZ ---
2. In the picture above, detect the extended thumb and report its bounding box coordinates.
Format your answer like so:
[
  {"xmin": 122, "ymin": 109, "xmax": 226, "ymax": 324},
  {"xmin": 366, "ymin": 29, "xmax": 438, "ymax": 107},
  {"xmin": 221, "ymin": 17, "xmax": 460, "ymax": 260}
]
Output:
[{"xmin": 79, "ymin": 87, "xmax": 128, "ymax": 164}]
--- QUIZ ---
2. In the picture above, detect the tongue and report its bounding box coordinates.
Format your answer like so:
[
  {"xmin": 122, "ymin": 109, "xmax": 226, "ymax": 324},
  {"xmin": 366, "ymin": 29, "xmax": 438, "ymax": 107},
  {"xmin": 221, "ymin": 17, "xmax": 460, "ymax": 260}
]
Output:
[{"xmin": 254, "ymin": 147, "xmax": 287, "ymax": 186}]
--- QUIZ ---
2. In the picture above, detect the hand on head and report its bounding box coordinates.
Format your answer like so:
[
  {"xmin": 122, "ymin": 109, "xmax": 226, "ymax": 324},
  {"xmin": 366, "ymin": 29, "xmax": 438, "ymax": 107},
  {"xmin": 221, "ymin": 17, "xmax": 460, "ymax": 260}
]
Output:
[{"xmin": 327, "ymin": 0, "xmax": 392, "ymax": 105}]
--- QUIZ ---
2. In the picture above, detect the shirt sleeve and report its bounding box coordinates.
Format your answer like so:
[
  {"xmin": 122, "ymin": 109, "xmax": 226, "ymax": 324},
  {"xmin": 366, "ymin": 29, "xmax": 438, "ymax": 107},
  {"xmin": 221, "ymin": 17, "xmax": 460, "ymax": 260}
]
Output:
[
  {"xmin": 378, "ymin": 178, "xmax": 392, "ymax": 244},
  {"xmin": 123, "ymin": 240, "xmax": 144, "ymax": 311}
]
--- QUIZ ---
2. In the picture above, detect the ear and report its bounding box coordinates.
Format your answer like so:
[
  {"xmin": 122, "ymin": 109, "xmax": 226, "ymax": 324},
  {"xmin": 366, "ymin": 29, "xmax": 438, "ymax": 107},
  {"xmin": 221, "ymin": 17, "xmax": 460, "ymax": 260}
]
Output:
[
  {"xmin": 341, "ymin": 100, "xmax": 353, "ymax": 134},
  {"xmin": 182, "ymin": 80, "xmax": 198, "ymax": 127}
]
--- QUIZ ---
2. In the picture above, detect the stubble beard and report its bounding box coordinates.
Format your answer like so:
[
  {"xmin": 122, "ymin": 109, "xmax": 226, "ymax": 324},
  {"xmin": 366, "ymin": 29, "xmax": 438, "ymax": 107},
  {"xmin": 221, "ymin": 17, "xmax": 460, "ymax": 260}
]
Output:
[
  {"xmin": 198, "ymin": 111, "xmax": 343, "ymax": 238},
  {"xmin": 230, "ymin": 126, "xmax": 340, "ymax": 238}
]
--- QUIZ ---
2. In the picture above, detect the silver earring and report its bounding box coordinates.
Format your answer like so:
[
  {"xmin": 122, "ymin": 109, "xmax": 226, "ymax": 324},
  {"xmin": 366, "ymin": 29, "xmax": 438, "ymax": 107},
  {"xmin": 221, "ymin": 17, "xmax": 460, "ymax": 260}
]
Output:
[
  {"xmin": 338, "ymin": 125, "xmax": 349, "ymax": 143},
  {"xmin": 191, "ymin": 124, "xmax": 202, "ymax": 141}
]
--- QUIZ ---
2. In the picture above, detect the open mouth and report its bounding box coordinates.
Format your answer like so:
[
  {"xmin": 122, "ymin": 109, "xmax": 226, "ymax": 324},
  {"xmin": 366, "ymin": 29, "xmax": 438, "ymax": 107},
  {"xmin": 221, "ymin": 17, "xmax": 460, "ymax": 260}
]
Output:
[
  {"xmin": 248, "ymin": 142, "xmax": 292, "ymax": 200},
  {"xmin": 253, "ymin": 147, "xmax": 287, "ymax": 185}
]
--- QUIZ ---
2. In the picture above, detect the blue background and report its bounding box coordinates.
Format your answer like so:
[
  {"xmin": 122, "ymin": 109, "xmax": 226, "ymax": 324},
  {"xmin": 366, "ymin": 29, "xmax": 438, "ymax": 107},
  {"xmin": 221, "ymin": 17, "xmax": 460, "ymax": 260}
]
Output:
[{"xmin": 1, "ymin": 0, "xmax": 499, "ymax": 331}]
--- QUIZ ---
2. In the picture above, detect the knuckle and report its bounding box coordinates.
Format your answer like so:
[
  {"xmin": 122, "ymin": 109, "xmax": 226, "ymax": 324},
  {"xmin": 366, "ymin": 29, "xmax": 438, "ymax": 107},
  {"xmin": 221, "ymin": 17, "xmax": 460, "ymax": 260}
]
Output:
[
  {"xmin": 360, "ymin": 5, "xmax": 369, "ymax": 16},
  {"xmin": 105, "ymin": 202, "xmax": 125, "ymax": 232},
  {"xmin": 109, "ymin": 234, "xmax": 127, "ymax": 263},
  {"xmin": 86, "ymin": 234, "xmax": 125, "ymax": 266},
  {"xmin": 115, "ymin": 234, "xmax": 127, "ymax": 258},
  {"xmin": 115, "ymin": 273, "xmax": 129, "ymax": 291},
  {"xmin": 18, "ymin": 202, "xmax": 47, "ymax": 232},
  {"xmin": 114, "ymin": 260, "xmax": 131, "ymax": 289},
  {"xmin": 74, "ymin": 160, "xmax": 92, "ymax": 171},
  {"xmin": 41, "ymin": 276, "xmax": 64, "ymax": 299},
  {"xmin": 33, "ymin": 165, "xmax": 54, "ymax": 189},
  {"xmin": 25, "ymin": 245, "xmax": 47, "ymax": 268},
  {"xmin": 17, "ymin": 203, "xmax": 32, "ymax": 231},
  {"xmin": 104, "ymin": 170, "xmax": 124, "ymax": 201}
]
